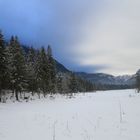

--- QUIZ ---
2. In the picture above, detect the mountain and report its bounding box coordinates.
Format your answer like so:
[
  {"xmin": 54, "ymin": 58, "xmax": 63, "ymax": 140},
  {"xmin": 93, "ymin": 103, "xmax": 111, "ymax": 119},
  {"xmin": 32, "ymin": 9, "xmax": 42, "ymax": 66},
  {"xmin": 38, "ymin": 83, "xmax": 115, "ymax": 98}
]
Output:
[
  {"xmin": 55, "ymin": 60, "xmax": 70, "ymax": 73},
  {"xmin": 22, "ymin": 45, "xmax": 70, "ymax": 73},
  {"xmin": 75, "ymin": 72, "xmax": 136, "ymax": 86},
  {"xmin": 21, "ymin": 45, "xmax": 137, "ymax": 88},
  {"xmin": 115, "ymin": 75, "xmax": 136, "ymax": 86}
]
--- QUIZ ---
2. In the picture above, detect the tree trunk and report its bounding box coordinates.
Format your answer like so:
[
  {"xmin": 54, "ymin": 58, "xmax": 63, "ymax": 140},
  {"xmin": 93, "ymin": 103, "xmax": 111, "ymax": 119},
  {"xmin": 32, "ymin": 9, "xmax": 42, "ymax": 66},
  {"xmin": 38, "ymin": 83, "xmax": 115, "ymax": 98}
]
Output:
[
  {"xmin": 43, "ymin": 92, "xmax": 46, "ymax": 98},
  {"xmin": 0, "ymin": 89, "xmax": 3, "ymax": 102},
  {"xmin": 20, "ymin": 91, "xmax": 22, "ymax": 99},
  {"xmin": 31, "ymin": 91, "xmax": 34, "ymax": 96},
  {"xmin": 15, "ymin": 90, "xmax": 19, "ymax": 101},
  {"xmin": 0, "ymin": 91, "xmax": 1, "ymax": 102},
  {"xmin": 37, "ymin": 92, "xmax": 40, "ymax": 99}
]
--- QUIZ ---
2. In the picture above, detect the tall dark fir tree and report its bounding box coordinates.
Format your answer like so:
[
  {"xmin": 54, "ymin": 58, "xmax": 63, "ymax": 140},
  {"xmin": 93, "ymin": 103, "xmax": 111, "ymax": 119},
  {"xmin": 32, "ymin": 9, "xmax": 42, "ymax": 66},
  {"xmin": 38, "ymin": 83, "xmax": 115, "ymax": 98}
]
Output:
[
  {"xmin": 37, "ymin": 47, "xmax": 49, "ymax": 96},
  {"xmin": 47, "ymin": 45, "xmax": 56, "ymax": 93},
  {"xmin": 69, "ymin": 72, "xmax": 78, "ymax": 93},
  {"xmin": 56, "ymin": 73, "xmax": 63, "ymax": 94},
  {"xmin": 0, "ymin": 31, "xmax": 7, "ymax": 102},
  {"xmin": 26, "ymin": 47, "xmax": 38, "ymax": 95},
  {"xmin": 8, "ymin": 36, "xmax": 27, "ymax": 101}
]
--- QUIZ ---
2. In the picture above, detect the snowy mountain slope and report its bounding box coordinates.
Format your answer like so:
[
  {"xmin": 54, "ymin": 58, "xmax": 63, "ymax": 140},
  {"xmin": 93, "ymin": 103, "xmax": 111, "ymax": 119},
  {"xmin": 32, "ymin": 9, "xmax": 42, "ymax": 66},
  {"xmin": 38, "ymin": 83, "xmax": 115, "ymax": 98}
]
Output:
[
  {"xmin": 0, "ymin": 89, "xmax": 140, "ymax": 140},
  {"xmin": 22, "ymin": 45, "xmax": 70, "ymax": 73},
  {"xmin": 55, "ymin": 60, "xmax": 70, "ymax": 73},
  {"xmin": 22, "ymin": 45, "xmax": 138, "ymax": 87},
  {"xmin": 75, "ymin": 72, "xmax": 136, "ymax": 86}
]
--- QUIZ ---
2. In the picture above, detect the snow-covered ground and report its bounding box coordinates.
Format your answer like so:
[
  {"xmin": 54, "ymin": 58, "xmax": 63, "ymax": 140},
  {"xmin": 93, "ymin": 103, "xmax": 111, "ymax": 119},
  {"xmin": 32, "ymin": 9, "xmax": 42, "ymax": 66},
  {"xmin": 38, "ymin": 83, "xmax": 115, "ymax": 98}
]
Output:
[{"xmin": 0, "ymin": 89, "xmax": 140, "ymax": 140}]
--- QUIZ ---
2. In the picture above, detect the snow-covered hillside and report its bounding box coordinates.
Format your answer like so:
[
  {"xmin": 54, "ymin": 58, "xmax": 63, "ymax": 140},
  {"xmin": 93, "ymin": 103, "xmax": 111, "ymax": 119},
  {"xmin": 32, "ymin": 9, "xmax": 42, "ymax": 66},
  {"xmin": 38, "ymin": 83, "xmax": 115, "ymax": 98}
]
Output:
[
  {"xmin": 0, "ymin": 90, "xmax": 140, "ymax": 140},
  {"xmin": 75, "ymin": 72, "xmax": 136, "ymax": 86}
]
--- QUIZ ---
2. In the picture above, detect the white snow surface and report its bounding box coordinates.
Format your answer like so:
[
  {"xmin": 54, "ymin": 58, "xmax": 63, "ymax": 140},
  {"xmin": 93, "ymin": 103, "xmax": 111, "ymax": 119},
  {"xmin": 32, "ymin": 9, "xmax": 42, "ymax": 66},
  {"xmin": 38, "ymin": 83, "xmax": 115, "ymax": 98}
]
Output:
[{"xmin": 0, "ymin": 89, "xmax": 140, "ymax": 140}]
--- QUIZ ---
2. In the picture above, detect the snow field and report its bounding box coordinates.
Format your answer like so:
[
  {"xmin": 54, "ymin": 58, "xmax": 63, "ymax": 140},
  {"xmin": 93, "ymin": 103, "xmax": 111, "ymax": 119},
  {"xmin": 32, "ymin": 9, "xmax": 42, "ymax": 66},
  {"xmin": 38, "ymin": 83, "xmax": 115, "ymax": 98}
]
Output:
[{"xmin": 0, "ymin": 89, "xmax": 140, "ymax": 140}]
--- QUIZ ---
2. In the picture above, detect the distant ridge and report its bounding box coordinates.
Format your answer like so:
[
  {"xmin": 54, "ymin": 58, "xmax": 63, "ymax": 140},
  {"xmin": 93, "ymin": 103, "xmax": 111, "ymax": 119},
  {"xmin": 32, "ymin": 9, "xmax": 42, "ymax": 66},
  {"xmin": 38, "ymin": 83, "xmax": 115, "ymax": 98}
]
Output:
[
  {"xmin": 55, "ymin": 60, "xmax": 70, "ymax": 73},
  {"xmin": 75, "ymin": 72, "xmax": 136, "ymax": 87},
  {"xmin": 22, "ymin": 45, "xmax": 137, "ymax": 88},
  {"xmin": 22, "ymin": 45, "xmax": 70, "ymax": 73}
]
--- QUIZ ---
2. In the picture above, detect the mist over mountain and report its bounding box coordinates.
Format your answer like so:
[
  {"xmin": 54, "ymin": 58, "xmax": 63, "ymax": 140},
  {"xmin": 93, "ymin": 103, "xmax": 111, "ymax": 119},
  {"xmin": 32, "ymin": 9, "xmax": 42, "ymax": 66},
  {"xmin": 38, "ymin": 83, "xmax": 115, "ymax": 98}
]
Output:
[
  {"xmin": 22, "ymin": 45, "xmax": 137, "ymax": 89},
  {"xmin": 75, "ymin": 72, "xmax": 136, "ymax": 86}
]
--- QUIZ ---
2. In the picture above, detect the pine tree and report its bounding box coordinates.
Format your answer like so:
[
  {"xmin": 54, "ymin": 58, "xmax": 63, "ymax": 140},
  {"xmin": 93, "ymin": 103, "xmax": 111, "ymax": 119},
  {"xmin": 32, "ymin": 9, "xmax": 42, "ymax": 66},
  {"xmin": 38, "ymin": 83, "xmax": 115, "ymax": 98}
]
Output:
[
  {"xmin": 47, "ymin": 45, "xmax": 56, "ymax": 93},
  {"xmin": 26, "ymin": 47, "xmax": 37, "ymax": 95},
  {"xmin": 6, "ymin": 36, "xmax": 15, "ymax": 92},
  {"xmin": 56, "ymin": 73, "xmax": 63, "ymax": 94},
  {"xmin": 68, "ymin": 72, "xmax": 78, "ymax": 93},
  {"xmin": 8, "ymin": 36, "xmax": 27, "ymax": 101},
  {"xmin": 37, "ymin": 47, "xmax": 49, "ymax": 96},
  {"xmin": 0, "ymin": 31, "xmax": 7, "ymax": 102},
  {"xmin": 33, "ymin": 50, "xmax": 42, "ymax": 97}
]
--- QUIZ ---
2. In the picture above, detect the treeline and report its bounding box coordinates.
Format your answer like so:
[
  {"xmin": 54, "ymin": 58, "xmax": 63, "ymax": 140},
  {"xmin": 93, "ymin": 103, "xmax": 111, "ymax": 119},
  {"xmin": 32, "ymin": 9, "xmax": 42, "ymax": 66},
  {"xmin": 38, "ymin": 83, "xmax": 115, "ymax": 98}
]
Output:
[
  {"xmin": 95, "ymin": 84, "xmax": 134, "ymax": 91},
  {"xmin": 0, "ymin": 31, "xmax": 95, "ymax": 102}
]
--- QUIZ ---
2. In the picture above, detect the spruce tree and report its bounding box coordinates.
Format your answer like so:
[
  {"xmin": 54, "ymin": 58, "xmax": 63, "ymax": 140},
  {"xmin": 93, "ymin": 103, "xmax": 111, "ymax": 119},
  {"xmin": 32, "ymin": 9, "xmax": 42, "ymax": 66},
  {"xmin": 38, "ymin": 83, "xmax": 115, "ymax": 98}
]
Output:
[
  {"xmin": 8, "ymin": 36, "xmax": 27, "ymax": 101},
  {"xmin": 56, "ymin": 73, "xmax": 63, "ymax": 94},
  {"xmin": 33, "ymin": 50, "xmax": 42, "ymax": 98},
  {"xmin": 37, "ymin": 47, "xmax": 49, "ymax": 96},
  {"xmin": 47, "ymin": 45, "xmax": 56, "ymax": 93},
  {"xmin": 68, "ymin": 72, "xmax": 78, "ymax": 93},
  {"xmin": 0, "ymin": 31, "xmax": 7, "ymax": 102},
  {"xmin": 26, "ymin": 47, "xmax": 37, "ymax": 95}
]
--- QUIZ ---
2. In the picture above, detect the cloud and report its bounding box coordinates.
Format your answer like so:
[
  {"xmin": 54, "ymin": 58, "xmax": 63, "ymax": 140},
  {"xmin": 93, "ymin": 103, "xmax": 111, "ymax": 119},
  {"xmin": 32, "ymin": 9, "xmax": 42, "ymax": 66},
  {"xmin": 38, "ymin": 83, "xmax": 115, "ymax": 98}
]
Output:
[
  {"xmin": 70, "ymin": 0, "xmax": 140, "ymax": 75},
  {"xmin": 0, "ymin": 0, "xmax": 139, "ymax": 75}
]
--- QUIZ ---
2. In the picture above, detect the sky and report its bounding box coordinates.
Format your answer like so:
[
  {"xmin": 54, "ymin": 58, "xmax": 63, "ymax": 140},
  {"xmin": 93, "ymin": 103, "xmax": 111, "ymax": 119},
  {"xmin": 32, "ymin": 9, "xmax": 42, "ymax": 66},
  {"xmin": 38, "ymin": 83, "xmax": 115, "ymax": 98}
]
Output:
[{"xmin": 0, "ymin": 0, "xmax": 140, "ymax": 75}]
